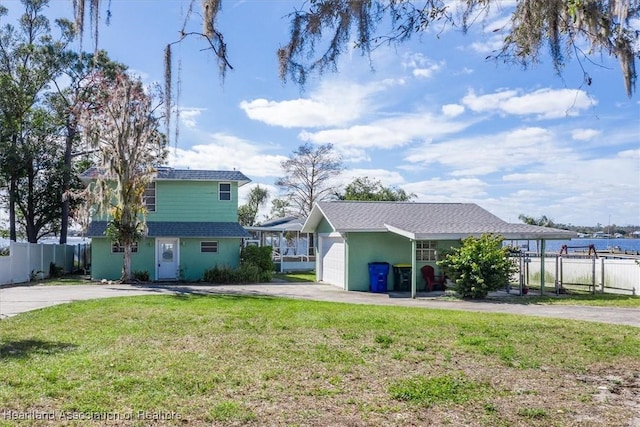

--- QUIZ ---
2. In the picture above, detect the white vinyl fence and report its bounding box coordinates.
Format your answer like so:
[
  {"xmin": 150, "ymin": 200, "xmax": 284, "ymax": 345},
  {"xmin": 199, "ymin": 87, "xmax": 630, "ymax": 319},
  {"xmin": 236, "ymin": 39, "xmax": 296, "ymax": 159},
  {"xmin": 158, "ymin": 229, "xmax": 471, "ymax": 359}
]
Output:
[
  {"xmin": 0, "ymin": 241, "xmax": 78, "ymax": 285},
  {"xmin": 524, "ymin": 256, "xmax": 639, "ymax": 295}
]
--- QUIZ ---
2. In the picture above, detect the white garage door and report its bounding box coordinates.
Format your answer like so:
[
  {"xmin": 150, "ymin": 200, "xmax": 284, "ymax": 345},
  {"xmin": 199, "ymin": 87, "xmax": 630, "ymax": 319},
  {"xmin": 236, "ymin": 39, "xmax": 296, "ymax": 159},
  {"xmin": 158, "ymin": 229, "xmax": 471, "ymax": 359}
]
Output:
[{"xmin": 320, "ymin": 236, "xmax": 345, "ymax": 287}]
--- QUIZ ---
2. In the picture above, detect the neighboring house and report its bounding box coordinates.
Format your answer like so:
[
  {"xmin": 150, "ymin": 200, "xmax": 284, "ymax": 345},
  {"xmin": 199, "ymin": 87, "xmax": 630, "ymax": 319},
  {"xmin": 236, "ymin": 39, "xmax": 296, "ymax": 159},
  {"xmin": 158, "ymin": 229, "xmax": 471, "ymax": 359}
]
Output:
[
  {"xmin": 82, "ymin": 167, "xmax": 251, "ymax": 281},
  {"xmin": 301, "ymin": 201, "xmax": 576, "ymax": 294},
  {"xmin": 245, "ymin": 216, "xmax": 315, "ymax": 272}
]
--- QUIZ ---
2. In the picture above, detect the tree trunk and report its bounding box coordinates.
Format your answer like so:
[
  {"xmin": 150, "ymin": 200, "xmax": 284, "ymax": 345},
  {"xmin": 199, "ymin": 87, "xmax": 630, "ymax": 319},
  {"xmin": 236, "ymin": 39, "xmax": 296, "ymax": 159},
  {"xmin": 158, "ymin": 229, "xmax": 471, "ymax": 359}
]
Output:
[
  {"xmin": 59, "ymin": 123, "xmax": 75, "ymax": 244},
  {"xmin": 9, "ymin": 176, "xmax": 16, "ymax": 241},
  {"xmin": 121, "ymin": 243, "xmax": 133, "ymax": 283},
  {"xmin": 25, "ymin": 160, "xmax": 37, "ymax": 243},
  {"xmin": 9, "ymin": 133, "xmax": 17, "ymax": 241}
]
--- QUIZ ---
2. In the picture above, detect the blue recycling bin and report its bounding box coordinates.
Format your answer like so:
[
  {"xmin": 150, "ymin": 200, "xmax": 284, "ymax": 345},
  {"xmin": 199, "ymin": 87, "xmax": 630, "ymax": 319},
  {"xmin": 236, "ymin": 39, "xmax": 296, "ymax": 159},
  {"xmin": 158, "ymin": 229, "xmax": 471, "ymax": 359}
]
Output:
[{"xmin": 368, "ymin": 262, "xmax": 390, "ymax": 293}]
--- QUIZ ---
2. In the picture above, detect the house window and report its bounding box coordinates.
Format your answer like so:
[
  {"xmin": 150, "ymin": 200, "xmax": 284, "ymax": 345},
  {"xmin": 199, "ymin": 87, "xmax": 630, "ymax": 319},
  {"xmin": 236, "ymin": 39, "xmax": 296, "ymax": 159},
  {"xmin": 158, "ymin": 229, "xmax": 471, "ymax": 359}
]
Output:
[
  {"xmin": 416, "ymin": 240, "xmax": 437, "ymax": 261},
  {"xmin": 143, "ymin": 182, "xmax": 156, "ymax": 212},
  {"xmin": 219, "ymin": 183, "xmax": 231, "ymax": 201},
  {"xmin": 111, "ymin": 241, "xmax": 138, "ymax": 253},
  {"xmin": 201, "ymin": 241, "xmax": 218, "ymax": 253}
]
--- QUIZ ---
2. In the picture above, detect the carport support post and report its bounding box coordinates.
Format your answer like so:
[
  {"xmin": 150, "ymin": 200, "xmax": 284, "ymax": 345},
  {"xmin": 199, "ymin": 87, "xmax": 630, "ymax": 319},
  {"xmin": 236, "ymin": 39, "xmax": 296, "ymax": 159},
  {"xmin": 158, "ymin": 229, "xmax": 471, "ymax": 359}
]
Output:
[
  {"xmin": 540, "ymin": 240, "xmax": 546, "ymax": 295},
  {"xmin": 411, "ymin": 239, "xmax": 417, "ymax": 299}
]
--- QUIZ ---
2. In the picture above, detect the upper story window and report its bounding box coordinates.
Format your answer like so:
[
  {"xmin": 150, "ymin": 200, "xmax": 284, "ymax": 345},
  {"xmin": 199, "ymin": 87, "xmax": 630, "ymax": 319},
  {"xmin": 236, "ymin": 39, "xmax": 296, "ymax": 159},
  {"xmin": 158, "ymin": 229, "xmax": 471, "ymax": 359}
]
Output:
[
  {"xmin": 416, "ymin": 240, "xmax": 437, "ymax": 261},
  {"xmin": 219, "ymin": 183, "xmax": 231, "ymax": 201},
  {"xmin": 143, "ymin": 182, "xmax": 156, "ymax": 212},
  {"xmin": 111, "ymin": 241, "xmax": 138, "ymax": 253}
]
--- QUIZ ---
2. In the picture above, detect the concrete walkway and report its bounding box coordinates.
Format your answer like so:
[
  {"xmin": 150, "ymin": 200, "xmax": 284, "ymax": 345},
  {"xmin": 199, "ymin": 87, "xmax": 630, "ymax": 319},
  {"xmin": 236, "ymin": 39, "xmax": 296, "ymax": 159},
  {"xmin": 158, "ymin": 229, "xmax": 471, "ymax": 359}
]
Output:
[{"xmin": 1, "ymin": 282, "xmax": 639, "ymax": 327}]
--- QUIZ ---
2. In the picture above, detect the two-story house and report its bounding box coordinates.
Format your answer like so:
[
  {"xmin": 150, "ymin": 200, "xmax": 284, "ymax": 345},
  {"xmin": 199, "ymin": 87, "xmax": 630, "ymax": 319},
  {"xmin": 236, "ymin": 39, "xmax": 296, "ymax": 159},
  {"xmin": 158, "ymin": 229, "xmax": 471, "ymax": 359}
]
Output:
[{"xmin": 82, "ymin": 167, "xmax": 251, "ymax": 281}]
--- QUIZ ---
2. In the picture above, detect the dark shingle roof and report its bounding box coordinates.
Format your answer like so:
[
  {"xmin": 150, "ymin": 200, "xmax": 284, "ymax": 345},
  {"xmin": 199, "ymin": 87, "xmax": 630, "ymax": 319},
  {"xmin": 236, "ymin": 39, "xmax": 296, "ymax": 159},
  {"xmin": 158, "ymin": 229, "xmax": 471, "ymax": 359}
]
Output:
[
  {"xmin": 155, "ymin": 168, "xmax": 250, "ymax": 184},
  {"xmin": 87, "ymin": 221, "xmax": 250, "ymax": 238},
  {"xmin": 79, "ymin": 167, "xmax": 250, "ymax": 186},
  {"xmin": 303, "ymin": 201, "xmax": 576, "ymax": 240}
]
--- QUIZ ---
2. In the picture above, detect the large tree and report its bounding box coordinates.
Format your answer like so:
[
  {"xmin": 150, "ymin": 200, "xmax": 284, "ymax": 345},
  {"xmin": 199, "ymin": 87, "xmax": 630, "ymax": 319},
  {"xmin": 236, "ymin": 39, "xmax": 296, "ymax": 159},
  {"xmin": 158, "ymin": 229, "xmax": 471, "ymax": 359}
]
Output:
[
  {"xmin": 275, "ymin": 143, "xmax": 343, "ymax": 217},
  {"xmin": 13, "ymin": 107, "xmax": 68, "ymax": 242},
  {"xmin": 238, "ymin": 185, "xmax": 269, "ymax": 226},
  {"xmin": 337, "ymin": 177, "xmax": 416, "ymax": 202},
  {"xmin": 48, "ymin": 50, "xmax": 127, "ymax": 243},
  {"xmin": 79, "ymin": 71, "xmax": 166, "ymax": 282},
  {"xmin": 0, "ymin": 0, "xmax": 74, "ymax": 241}
]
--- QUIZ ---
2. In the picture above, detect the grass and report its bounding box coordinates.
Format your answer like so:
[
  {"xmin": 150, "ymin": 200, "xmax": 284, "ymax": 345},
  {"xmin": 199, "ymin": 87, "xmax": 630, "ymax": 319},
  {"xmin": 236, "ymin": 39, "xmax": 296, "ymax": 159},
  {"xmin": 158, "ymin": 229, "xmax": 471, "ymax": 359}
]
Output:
[
  {"xmin": 1, "ymin": 295, "xmax": 639, "ymax": 426},
  {"xmin": 272, "ymin": 270, "xmax": 316, "ymax": 282},
  {"xmin": 486, "ymin": 291, "xmax": 640, "ymax": 307}
]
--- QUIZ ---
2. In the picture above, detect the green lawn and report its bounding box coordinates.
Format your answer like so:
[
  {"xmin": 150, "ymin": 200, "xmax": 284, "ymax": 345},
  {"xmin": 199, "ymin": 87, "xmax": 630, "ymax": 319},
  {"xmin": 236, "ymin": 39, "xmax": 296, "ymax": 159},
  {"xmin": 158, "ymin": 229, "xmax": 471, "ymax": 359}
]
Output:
[
  {"xmin": 485, "ymin": 292, "xmax": 640, "ymax": 307},
  {"xmin": 272, "ymin": 271, "xmax": 316, "ymax": 282},
  {"xmin": 1, "ymin": 295, "xmax": 638, "ymax": 426}
]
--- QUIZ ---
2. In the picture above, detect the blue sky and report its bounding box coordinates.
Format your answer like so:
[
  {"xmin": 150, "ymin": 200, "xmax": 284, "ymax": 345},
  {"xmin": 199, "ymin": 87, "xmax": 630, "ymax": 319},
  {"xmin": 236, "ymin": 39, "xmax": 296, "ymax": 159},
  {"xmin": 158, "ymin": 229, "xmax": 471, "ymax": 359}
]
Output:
[{"xmin": 8, "ymin": 0, "xmax": 640, "ymax": 227}]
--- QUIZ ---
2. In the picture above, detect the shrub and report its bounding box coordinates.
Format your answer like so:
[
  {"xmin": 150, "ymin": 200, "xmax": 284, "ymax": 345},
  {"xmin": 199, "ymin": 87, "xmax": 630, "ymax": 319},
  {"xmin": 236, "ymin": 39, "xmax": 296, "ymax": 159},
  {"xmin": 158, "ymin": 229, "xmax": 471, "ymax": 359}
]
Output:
[
  {"xmin": 203, "ymin": 245, "xmax": 274, "ymax": 284},
  {"xmin": 437, "ymin": 234, "xmax": 517, "ymax": 299},
  {"xmin": 241, "ymin": 246, "xmax": 273, "ymax": 272},
  {"xmin": 132, "ymin": 270, "xmax": 150, "ymax": 281},
  {"xmin": 241, "ymin": 245, "xmax": 274, "ymax": 282},
  {"xmin": 203, "ymin": 263, "xmax": 263, "ymax": 284}
]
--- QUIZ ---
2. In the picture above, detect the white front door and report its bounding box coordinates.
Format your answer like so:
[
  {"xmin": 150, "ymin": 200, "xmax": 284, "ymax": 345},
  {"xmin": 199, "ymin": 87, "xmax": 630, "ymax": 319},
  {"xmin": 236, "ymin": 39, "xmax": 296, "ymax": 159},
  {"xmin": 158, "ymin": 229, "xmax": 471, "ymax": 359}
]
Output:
[{"xmin": 157, "ymin": 239, "xmax": 179, "ymax": 280}]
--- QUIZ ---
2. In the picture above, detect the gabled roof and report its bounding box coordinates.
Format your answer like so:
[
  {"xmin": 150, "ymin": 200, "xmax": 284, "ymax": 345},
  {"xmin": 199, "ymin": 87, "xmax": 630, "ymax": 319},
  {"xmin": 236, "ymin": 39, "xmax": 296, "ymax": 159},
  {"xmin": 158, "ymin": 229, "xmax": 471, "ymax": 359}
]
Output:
[
  {"xmin": 80, "ymin": 167, "xmax": 250, "ymax": 186},
  {"xmin": 87, "ymin": 221, "xmax": 250, "ymax": 238},
  {"xmin": 302, "ymin": 201, "xmax": 576, "ymax": 240}
]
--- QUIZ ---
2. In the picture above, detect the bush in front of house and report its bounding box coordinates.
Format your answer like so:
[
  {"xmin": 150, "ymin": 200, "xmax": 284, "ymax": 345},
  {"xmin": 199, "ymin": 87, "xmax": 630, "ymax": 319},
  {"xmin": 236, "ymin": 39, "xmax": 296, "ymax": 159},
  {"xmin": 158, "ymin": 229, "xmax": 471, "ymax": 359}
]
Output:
[
  {"xmin": 203, "ymin": 263, "xmax": 263, "ymax": 284},
  {"xmin": 133, "ymin": 270, "xmax": 150, "ymax": 282},
  {"xmin": 241, "ymin": 245, "xmax": 274, "ymax": 280},
  {"xmin": 203, "ymin": 245, "xmax": 274, "ymax": 284},
  {"xmin": 437, "ymin": 234, "xmax": 517, "ymax": 299}
]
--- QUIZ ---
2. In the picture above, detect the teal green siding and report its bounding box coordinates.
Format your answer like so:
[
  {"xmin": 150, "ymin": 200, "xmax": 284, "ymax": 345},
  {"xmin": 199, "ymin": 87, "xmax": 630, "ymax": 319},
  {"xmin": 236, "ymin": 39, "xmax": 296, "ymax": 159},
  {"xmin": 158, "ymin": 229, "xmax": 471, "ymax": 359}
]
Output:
[
  {"xmin": 345, "ymin": 232, "xmax": 410, "ymax": 291},
  {"xmin": 90, "ymin": 177, "xmax": 245, "ymax": 280},
  {"xmin": 90, "ymin": 180, "xmax": 239, "ymax": 222},
  {"xmin": 91, "ymin": 237, "xmax": 155, "ymax": 281},
  {"xmin": 179, "ymin": 238, "xmax": 242, "ymax": 281},
  {"xmin": 148, "ymin": 180, "xmax": 238, "ymax": 222},
  {"xmin": 316, "ymin": 218, "xmax": 335, "ymax": 234},
  {"xmin": 345, "ymin": 235, "xmax": 461, "ymax": 292},
  {"xmin": 91, "ymin": 237, "xmax": 243, "ymax": 281}
]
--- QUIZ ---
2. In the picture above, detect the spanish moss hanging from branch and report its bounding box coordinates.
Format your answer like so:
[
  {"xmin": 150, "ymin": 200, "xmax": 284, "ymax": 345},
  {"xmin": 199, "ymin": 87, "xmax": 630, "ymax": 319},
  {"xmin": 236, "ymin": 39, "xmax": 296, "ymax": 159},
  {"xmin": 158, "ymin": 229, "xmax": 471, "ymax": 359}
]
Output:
[{"xmin": 164, "ymin": 43, "xmax": 172, "ymax": 144}]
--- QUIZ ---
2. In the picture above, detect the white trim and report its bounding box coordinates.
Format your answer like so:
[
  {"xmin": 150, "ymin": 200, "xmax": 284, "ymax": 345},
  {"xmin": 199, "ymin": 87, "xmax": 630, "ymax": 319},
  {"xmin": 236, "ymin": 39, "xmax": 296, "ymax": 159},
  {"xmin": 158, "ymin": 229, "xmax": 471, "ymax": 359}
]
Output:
[
  {"xmin": 384, "ymin": 224, "xmax": 415, "ymax": 239},
  {"xmin": 318, "ymin": 232, "xmax": 343, "ymax": 238}
]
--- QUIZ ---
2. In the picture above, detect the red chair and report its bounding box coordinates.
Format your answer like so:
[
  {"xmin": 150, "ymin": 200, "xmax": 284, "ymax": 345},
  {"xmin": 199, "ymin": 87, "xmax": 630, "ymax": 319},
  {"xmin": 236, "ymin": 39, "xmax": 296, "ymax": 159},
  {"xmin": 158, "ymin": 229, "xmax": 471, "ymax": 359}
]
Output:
[{"xmin": 421, "ymin": 265, "xmax": 446, "ymax": 291}]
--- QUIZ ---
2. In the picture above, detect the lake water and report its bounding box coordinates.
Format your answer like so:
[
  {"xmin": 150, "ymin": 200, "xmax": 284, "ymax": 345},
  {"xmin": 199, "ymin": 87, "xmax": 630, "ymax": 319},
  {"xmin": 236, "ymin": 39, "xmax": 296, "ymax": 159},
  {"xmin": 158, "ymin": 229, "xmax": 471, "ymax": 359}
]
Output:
[{"xmin": 508, "ymin": 238, "xmax": 640, "ymax": 253}]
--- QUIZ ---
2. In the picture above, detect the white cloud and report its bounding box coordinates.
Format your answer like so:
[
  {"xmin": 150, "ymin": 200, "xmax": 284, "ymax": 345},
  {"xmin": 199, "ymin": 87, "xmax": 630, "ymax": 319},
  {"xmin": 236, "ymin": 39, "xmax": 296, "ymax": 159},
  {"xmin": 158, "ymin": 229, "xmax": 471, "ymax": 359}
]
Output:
[
  {"xmin": 403, "ymin": 53, "xmax": 445, "ymax": 79},
  {"xmin": 405, "ymin": 177, "xmax": 489, "ymax": 200},
  {"xmin": 404, "ymin": 126, "xmax": 572, "ymax": 177},
  {"xmin": 300, "ymin": 112, "xmax": 470, "ymax": 150},
  {"xmin": 239, "ymin": 79, "xmax": 399, "ymax": 128},
  {"xmin": 339, "ymin": 169, "xmax": 407, "ymax": 187},
  {"xmin": 178, "ymin": 108, "xmax": 206, "ymax": 129},
  {"xmin": 167, "ymin": 132, "xmax": 287, "ymax": 178},
  {"xmin": 462, "ymin": 88, "xmax": 597, "ymax": 119},
  {"xmin": 442, "ymin": 104, "xmax": 465, "ymax": 117},
  {"xmin": 571, "ymin": 128, "xmax": 601, "ymax": 141},
  {"xmin": 493, "ymin": 148, "xmax": 640, "ymax": 224}
]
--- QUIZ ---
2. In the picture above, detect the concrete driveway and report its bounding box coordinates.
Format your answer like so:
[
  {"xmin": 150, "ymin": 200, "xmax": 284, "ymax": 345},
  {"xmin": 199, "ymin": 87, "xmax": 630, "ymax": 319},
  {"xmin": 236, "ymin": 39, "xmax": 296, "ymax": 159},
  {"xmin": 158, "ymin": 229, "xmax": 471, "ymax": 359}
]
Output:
[{"xmin": 1, "ymin": 282, "xmax": 639, "ymax": 327}]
